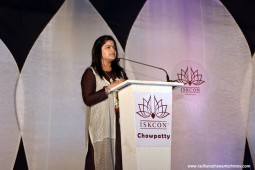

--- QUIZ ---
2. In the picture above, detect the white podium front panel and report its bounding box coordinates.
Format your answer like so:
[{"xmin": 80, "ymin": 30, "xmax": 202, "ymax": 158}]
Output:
[
  {"xmin": 118, "ymin": 83, "xmax": 173, "ymax": 170},
  {"xmin": 134, "ymin": 92, "xmax": 172, "ymax": 147}
]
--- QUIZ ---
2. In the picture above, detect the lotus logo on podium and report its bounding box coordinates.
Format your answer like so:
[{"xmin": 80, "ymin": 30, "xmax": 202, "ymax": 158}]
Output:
[
  {"xmin": 135, "ymin": 93, "xmax": 172, "ymax": 147},
  {"xmin": 137, "ymin": 95, "xmax": 170, "ymax": 120}
]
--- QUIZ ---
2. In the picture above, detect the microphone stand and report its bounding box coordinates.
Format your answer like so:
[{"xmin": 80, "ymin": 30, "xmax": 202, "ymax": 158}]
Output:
[{"xmin": 118, "ymin": 57, "xmax": 175, "ymax": 82}]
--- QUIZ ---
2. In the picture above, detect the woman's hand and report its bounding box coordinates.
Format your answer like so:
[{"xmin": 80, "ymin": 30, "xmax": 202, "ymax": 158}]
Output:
[
  {"xmin": 105, "ymin": 79, "xmax": 125, "ymax": 94},
  {"xmin": 108, "ymin": 79, "xmax": 125, "ymax": 89}
]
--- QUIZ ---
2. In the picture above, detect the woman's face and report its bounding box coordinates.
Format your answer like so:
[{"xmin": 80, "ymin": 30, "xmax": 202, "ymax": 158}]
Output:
[{"xmin": 101, "ymin": 40, "xmax": 116, "ymax": 63}]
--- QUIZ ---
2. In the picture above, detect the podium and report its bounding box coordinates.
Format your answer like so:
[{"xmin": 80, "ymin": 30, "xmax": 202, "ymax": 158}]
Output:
[{"xmin": 110, "ymin": 80, "xmax": 183, "ymax": 170}]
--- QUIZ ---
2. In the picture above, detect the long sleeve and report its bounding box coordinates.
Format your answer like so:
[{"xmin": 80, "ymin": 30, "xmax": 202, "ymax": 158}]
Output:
[{"xmin": 81, "ymin": 67, "xmax": 108, "ymax": 106}]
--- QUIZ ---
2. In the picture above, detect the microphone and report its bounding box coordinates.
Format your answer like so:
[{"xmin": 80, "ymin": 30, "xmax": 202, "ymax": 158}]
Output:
[{"xmin": 117, "ymin": 57, "xmax": 175, "ymax": 82}]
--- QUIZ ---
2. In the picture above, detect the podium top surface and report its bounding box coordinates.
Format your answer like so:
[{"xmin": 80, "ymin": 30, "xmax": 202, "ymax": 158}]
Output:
[{"xmin": 110, "ymin": 80, "xmax": 183, "ymax": 92}]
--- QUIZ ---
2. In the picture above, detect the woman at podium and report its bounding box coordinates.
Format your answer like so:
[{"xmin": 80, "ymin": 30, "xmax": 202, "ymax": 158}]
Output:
[{"xmin": 81, "ymin": 35, "xmax": 128, "ymax": 170}]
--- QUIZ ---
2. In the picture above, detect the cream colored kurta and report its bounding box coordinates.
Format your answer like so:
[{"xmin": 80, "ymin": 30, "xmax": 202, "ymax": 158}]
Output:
[{"xmin": 87, "ymin": 67, "xmax": 117, "ymax": 170}]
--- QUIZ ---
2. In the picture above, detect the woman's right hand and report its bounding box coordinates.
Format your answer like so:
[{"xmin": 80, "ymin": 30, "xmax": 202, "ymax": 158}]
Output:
[
  {"xmin": 108, "ymin": 79, "xmax": 125, "ymax": 89},
  {"xmin": 105, "ymin": 79, "xmax": 125, "ymax": 94}
]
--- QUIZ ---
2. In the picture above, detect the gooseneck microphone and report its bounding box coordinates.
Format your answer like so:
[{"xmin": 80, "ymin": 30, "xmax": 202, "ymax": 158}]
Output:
[{"xmin": 118, "ymin": 57, "xmax": 175, "ymax": 82}]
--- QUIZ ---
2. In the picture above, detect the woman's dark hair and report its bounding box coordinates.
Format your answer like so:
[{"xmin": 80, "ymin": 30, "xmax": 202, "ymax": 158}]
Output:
[{"xmin": 91, "ymin": 35, "xmax": 124, "ymax": 79}]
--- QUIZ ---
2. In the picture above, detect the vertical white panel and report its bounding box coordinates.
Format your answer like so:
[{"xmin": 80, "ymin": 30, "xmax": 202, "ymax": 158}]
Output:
[
  {"xmin": 126, "ymin": 0, "xmax": 252, "ymax": 169},
  {"xmin": 0, "ymin": 41, "xmax": 20, "ymax": 170},
  {"xmin": 16, "ymin": 0, "xmax": 124, "ymax": 169},
  {"xmin": 248, "ymin": 55, "xmax": 255, "ymax": 166}
]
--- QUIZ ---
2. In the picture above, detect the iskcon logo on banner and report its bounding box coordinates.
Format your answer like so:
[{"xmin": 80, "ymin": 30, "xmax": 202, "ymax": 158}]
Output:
[
  {"xmin": 175, "ymin": 66, "xmax": 205, "ymax": 95},
  {"xmin": 134, "ymin": 93, "xmax": 172, "ymax": 147}
]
